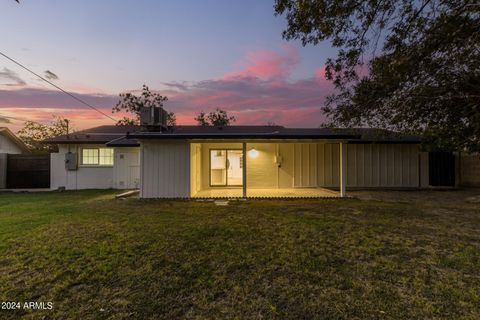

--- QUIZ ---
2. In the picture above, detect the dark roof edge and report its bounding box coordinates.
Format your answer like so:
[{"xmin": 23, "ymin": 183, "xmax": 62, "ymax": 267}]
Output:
[
  {"xmin": 43, "ymin": 140, "xmax": 112, "ymax": 145},
  {"xmin": 348, "ymin": 140, "xmax": 420, "ymax": 144},
  {"xmin": 127, "ymin": 133, "xmax": 361, "ymax": 140}
]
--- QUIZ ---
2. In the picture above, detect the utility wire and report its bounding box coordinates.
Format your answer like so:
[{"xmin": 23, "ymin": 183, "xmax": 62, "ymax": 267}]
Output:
[{"xmin": 0, "ymin": 51, "xmax": 117, "ymax": 122}]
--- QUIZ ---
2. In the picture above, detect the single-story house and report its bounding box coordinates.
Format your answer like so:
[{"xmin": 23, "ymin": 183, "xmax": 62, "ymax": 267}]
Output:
[
  {"xmin": 0, "ymin": 127, "xmax": 30, "ymax": 189},
  {"xmin": 0, "ymin": 127, "xmax": 30, "ymax": 154},
  {"xmin": 45, "ymin": 122, "xmax": 437, "ymax": 198}
]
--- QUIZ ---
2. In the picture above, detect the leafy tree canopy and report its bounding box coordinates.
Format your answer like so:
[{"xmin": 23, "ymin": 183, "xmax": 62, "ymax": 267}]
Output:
[
  {"xmin": 195, "ymin": 109, "xmax": 236, "ymax": 126},
  {"xmin": 275, "ymin": 0, "xmax": 480, "ymax": 151},
  {"xmin": 113, "ymin": 84, "xmax": 176, "ymax": 126},
  {"xmin": 17, "ymin": 117, "xmax": 70, "ymax": 153}
]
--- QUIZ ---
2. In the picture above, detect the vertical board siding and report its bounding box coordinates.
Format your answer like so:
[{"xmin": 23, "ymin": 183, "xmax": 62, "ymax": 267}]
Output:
[
  {"xmin": 315, "ymin": 143, "xmax": 419, "ymax": 188},
  {"xmin": 247, "ymin": 143, "xmax": 277, "ymax": 188},
  {"xmin": 346, "ymin": 145, "xmax": 356, "ymax": 186},
  {"xmin": 364, "ymin": 144, "xmax": 372, "ymax": 187},
  {"xmin": 141, "ymin": 141, "xmax": 190, "ymax": 198},
  {"xmin": 278, "ymin": 143, "xmax": 294, "ymax": 188},
  {"xmin": 331, "ymin": 144, "xmax": 340, "ymax": 187},
  {"xmin": 310, "ymin": 144, "xmax": 317, "ymax": 187},
  {"xmin": 332, "ymin": 144, "xmax": 419, "ymax": 188},
  {"xmin": 316, "ymin": 143, "xmax": 340, "ymax": 187},
  {"xmin": 140, "ymin": 141, "xmax": 419, "ymax": 198},
  {"xmin": 294, "ymin": 143, "xmax": 318, "ymax": 187},
  {"xmin": 317, "ymin": 144, "xmax": 325, "ymax": 186}
]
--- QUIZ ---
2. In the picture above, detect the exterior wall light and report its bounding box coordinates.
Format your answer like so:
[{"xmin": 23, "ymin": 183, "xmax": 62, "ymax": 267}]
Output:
[{"xmin": 248, "ymin": 148, "xmax": 258, "ymax": 158}]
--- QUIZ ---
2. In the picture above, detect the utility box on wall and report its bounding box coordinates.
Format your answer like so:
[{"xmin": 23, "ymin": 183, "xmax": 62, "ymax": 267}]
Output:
[{"xmin": 65, "ymin": 152, "xmax": 78, "ymax": 171}]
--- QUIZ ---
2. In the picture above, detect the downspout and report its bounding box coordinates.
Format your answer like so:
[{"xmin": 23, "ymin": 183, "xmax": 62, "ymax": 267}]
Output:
[
  {"xmin": 339, "ymin": 142, "xmax": 347, "ymax": 197},
  {"xmin": 242, "ymin": 142, "xmax": 247, "ymax": 198}
]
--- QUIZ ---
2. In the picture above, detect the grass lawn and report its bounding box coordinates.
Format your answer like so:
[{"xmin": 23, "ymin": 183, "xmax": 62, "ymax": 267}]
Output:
[{"xmin": 0, "ymin": 190, "xmax": 479, "ymax": 319}]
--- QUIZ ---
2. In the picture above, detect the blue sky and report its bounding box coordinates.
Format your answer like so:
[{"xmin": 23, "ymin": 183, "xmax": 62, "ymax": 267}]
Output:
[{"xmin": 0, "ymin": 0, "xmax": 337, "ymax": 129}]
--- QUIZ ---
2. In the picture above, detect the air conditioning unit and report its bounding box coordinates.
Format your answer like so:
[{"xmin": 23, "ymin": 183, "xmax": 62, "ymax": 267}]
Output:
[{"xmin": 140, "ymin": 106, "xmax": 169, "ymax": 129}]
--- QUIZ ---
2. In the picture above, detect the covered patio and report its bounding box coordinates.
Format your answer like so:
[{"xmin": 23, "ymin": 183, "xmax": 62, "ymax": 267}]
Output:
[
  {"xmin": 190, "ymin": 140, "xmax": 347, "ymax": 198},
  {"xmin": 192, "ymin": 187, "xmax": 340, "ymax": 198}
]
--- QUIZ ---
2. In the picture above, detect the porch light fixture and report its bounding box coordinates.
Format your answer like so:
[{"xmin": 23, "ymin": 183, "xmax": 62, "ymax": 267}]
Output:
[{"xmin": 248, "ymin": 148, "xmax": 258, "ymax": 158}]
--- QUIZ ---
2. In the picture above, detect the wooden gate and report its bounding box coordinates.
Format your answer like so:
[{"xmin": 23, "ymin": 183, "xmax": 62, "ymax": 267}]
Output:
[
  {"xmin": 6, "ymin": 154, "xmax": 50, "ymax": 188},
  {"xmin": 429, "ymin": 152, "xmax": 455, "ymax": 187}
]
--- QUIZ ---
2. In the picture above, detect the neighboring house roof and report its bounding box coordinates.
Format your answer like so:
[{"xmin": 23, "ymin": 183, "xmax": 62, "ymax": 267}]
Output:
[
  {"xmin": 44, "ymin": 125, "xmax": 420, "ymax": 145},
  {"xmin": 0, "ymin": 127, "xmax": 30, "ymax": 153}
]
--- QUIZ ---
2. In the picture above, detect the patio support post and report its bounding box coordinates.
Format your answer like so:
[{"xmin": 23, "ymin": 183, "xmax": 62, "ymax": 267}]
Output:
[
  {"xmin": 242, "ymin": 142, "xmax": 247, "ymax": 198},
  {"xmin": 339, "ymin": 142, "xmax": 347, "ymax": 197}
]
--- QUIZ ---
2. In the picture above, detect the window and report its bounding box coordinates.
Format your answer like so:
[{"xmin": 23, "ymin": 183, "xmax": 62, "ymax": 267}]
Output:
[
  {"xmin": 81, "ymin": 148, "xmax": 113, "ymax": 166},
  {"xmin": 99, "ymin": 148, "xmax": 114, "ymax": 165},
  {"xmin": 82, "ymin": 148, "xmax": 99, "ymax": 165}
]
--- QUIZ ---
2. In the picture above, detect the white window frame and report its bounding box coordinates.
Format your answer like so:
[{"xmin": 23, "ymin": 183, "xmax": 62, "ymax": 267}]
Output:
[{"xmin": 80, "ymin": 147, "xmax": 114, "ymax": 167}]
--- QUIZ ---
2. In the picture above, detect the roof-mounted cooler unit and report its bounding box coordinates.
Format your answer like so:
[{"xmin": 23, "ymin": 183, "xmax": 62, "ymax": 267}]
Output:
[{"xmin": 140, "ymin": 106, "xmax": 169, "ymax": 131}]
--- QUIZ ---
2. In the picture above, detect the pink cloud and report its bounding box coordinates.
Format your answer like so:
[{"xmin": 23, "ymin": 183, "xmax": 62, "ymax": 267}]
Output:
[
  {"xmin": 163, "ymin": 72, "xmax": 333, "ymax": 127},
  {"xmin": 223, "ymin": 45, "xmax": 300, "ymax": 80},
  {"xmin": 314, "ymin": 66, "xmax": 327, "ymax": 79},
  {"xmin": 1, "ymin": 47, "xmax": 335, "ymax": 132}
]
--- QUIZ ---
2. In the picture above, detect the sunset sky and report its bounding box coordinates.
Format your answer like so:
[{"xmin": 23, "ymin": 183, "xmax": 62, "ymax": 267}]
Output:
[{"xmin": 0, "ymin": 0, "xmax": 336, "ymax": 132}]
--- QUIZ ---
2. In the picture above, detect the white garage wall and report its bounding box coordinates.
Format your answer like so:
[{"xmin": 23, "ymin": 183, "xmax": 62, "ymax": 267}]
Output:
[
  {"xmin": 140, "ymin": 141, "xmax": 190, "ymax": 198},
  {"xmin": 0, "ymin": 134, "xmax": 23, "ymax": 154}
]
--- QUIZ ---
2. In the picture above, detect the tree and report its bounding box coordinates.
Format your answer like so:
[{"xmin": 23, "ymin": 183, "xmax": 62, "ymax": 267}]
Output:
[
  {"xmin": 194, "ymin": 109, "xmax": 236, "ymax": 126},
  {"xmin": 275, "ymin": 0, "xmax": 480, "ymax": 151},
  {"xmin": 113, "ymin": 84, "xmax": 176, "ymax": 126},
  {"xmin": 17, "ymin": 117, "xmax": 70, "ymax": 153}
]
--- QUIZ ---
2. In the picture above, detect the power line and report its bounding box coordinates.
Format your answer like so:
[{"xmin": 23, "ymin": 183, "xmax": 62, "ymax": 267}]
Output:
[{"xmin": 0, "ymin": 51, "xmax": 117, "ymax": 122}]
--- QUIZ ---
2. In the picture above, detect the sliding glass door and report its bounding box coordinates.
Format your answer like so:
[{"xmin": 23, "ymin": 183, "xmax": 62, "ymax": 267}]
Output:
[{"xmin": 210, "ymin": 149, "xmax": 243, "ymax": 186}]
